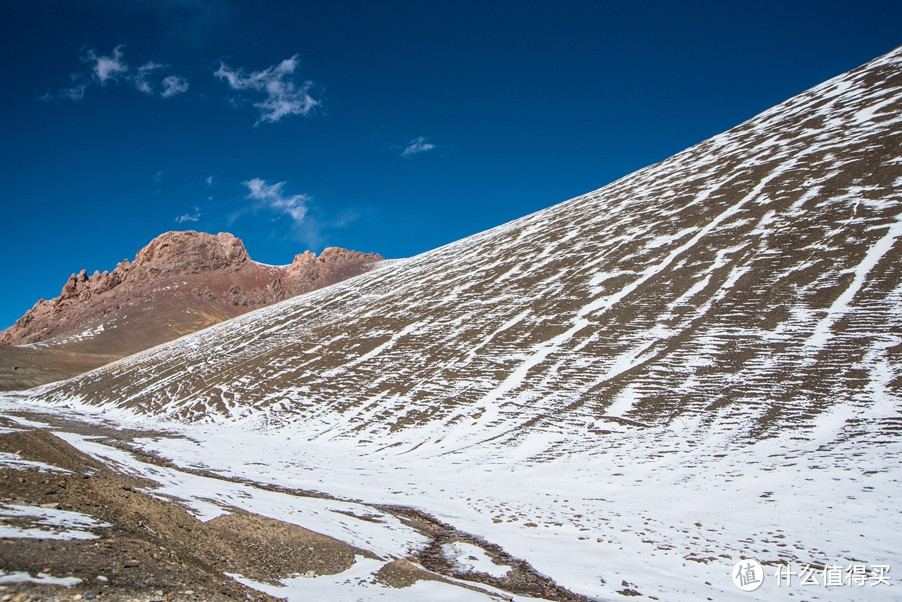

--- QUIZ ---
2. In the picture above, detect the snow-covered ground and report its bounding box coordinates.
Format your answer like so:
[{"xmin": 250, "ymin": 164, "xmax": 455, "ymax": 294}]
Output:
[
  {"xmin": 0, "ymin": 502, "xmax": 108, "ymax": 541},
  {"xmin": 137, "ymin": 417, "xmax": 902, "ymax": 601},
  {"xmin": 227, "ymin": 557, "xmax": 532, "ymax": 602},
  {"xmin": 0, "ymin": 570, "xmax": 82, "ymax": 588},
  {"xmin": 1, "ymin": 398, "xmax": 898, "ymax": 601}
]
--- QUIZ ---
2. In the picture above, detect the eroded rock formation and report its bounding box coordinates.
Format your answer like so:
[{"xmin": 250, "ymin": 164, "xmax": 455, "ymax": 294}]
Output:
[{"xmin": 1, "ymin": 231, "xmax": 382, "ymax": 347}]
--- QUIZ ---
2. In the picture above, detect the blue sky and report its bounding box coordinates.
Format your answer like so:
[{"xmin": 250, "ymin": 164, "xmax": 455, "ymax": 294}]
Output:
[{"xmin": 1, "ymin": 1, "xmax": 901, "ymax": 330}]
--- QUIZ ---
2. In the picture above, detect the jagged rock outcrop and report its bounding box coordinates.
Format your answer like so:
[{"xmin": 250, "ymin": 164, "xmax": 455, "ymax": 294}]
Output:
[
  {"xmin": 0, "ymin": 231, "xmax": 382, "ymax": 349},
  {"xmin": 133, "ymin": 231, "xmax": 250, "ymax": 276}
]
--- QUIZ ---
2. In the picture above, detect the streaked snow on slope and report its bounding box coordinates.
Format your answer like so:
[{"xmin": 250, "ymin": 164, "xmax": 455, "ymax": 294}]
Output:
[
  {"xmin": 0, "ymin": 571, "xmax": 82, "ymax": 587},
  {"xmin": 442, "ymin": 542, "xmax": 512, "ymax": 578},
  {"xmin": 6, "ymin": 46, "xmax": 902, "ymax": 600},
  {"xmin": 0, "ymin": 503, "xmax": 109, "ymax": 541},
  {"xmin": 0, "ymin": 450, "xmax": 69, "ymax": 473}
]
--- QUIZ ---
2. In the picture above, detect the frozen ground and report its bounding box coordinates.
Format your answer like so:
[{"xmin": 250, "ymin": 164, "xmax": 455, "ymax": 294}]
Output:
[
  {"xmin": 0, "ymin": 502, "xmax": 108, "ymax": 541},
  {"xmin": 135, "ymin": 417, "xmax": 902, "ymax": 601},
  {"xmin": 1, "ymin": 397, "xmax": 898, "ymax": 601},
  {"xmin": 0, "ymin": 570, "xmax": 82, "ymax": 588}
]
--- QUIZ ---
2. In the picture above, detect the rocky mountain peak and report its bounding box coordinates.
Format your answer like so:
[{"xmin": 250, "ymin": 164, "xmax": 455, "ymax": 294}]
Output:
[
  {"xmin": 133, "ymin": 231, "xmax": 250, "ymax": 276},
  {"xmin": 0, "ymin": 231, "xmax": 382, "ymax": 351},
  {"xmin": 292, "ymin": 250, "xmax": 317, "ymax": 265}
]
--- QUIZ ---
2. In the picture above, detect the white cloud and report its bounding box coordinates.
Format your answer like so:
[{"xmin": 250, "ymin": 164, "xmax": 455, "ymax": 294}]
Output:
[
  {"xmin": 243, "ymin": 178, "xmax": 309, "ymax": 224},
  {"xmin": 134, "ymin": 63, "xmax": 189, "ymax": 98},
  {"xmin": 61, "ymin": 84, "xmax": 87, "ymax": 102},
  {"xmin": 47, "ymin": 46, "xmax": 188, "ymax": 101},
  {"xmin": 215, "ymin": 54, "xmax": 319, "ymax": 124},
  {"xmin": 161, "ymin": 74, "xmax": 189, "ymax": 98},
  {"xmin": 133, "ymin": 61, "xmax": 163, "ymax": 94},
  {"xmin": 205, "ymin": 175, "xmax": 214, "ymax": 186},
  {"xmin": 401, "ymin": 136, "xmax": 435, "ymax": 157},
  {"xmin": 151, "ymin": 170, "xmax": 165, "ymax": 184},
  {"xmin": 175, "ymin": 207, "xmax": 201, "ymax": 223},
  {"xmin": 86, "ymin": 45, "xmax": 129, "ymax": 84}
]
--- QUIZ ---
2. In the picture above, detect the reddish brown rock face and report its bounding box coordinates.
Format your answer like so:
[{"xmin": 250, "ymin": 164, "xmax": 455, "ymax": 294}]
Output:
[
  {"xmin": 132, "ymin": 231, "xmax": 250, "ymax": 276},
  {"xmin": 0, "ymin": 231, "xmax": 382, "ymax": 351}
]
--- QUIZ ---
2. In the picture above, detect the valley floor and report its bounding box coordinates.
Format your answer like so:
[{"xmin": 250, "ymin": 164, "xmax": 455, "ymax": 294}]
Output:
[
  {"xmin": 0, "ymin": 405, "xmax": 580, "ymax": 602},
  {"xmin": 0, "ymin": 394, "xmax": 899, "ymax": 601}
]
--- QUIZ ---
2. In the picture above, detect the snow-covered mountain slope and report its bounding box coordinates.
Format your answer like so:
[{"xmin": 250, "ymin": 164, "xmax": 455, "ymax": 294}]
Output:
[
  {"xmin": 12, "ymin": 47, "xmax": 902, "ymax": 600},
  {"xmin": 39, "ymin": 48, "xmax": 902, "ymax": 443}
]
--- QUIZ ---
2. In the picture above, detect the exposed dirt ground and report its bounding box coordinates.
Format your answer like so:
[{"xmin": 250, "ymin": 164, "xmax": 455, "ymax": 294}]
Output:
[
  {"xmin": 0, "ymin": 412, "xmax": 588, "ymax": 602},
  {"xmin": 0, "ymin": 346, "xmax": 117, "ymax": 392}
]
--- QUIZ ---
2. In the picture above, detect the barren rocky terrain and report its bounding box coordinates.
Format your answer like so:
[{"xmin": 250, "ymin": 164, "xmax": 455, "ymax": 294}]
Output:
[{"xmin": 0, "ymin": 232, "xmax": 381, "ymax": 391}]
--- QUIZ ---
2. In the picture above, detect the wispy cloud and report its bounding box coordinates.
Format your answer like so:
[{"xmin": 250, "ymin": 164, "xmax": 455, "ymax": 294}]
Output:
[
  {"xmin": 57, "ymin": 80, "xmax": 88, "ymax": 102},
  {"xmin": 401, "ymin": 136, "xmax": 436, "ymax": 157},
  {"xmin": 161, "ymin": 74, "xmax": 190, "ymax": 97},
  {"xmin": 215, "ymin": 55, "xmax": 319, "ymax": 124},
  {"xmin": 87, "ymin": 45, "xmax": 129, "ymax": 84},
  {"xmin": 133, "ymin": 61, "xmax": 163, "ymax": 94},
  {"xmin": 243, "ymin": 178, "xmax": 309, "ymax": 225},
  {"xmin": 43, "ymin": 45, "xmax": 189, "ymax": 101},
  {"xmin": 175, "ymin": 206, "xmax": 201, "ymax": 223},
  {"xmin": 151, "ymin": 170, "xmax": 165, "ymax": 184}
]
